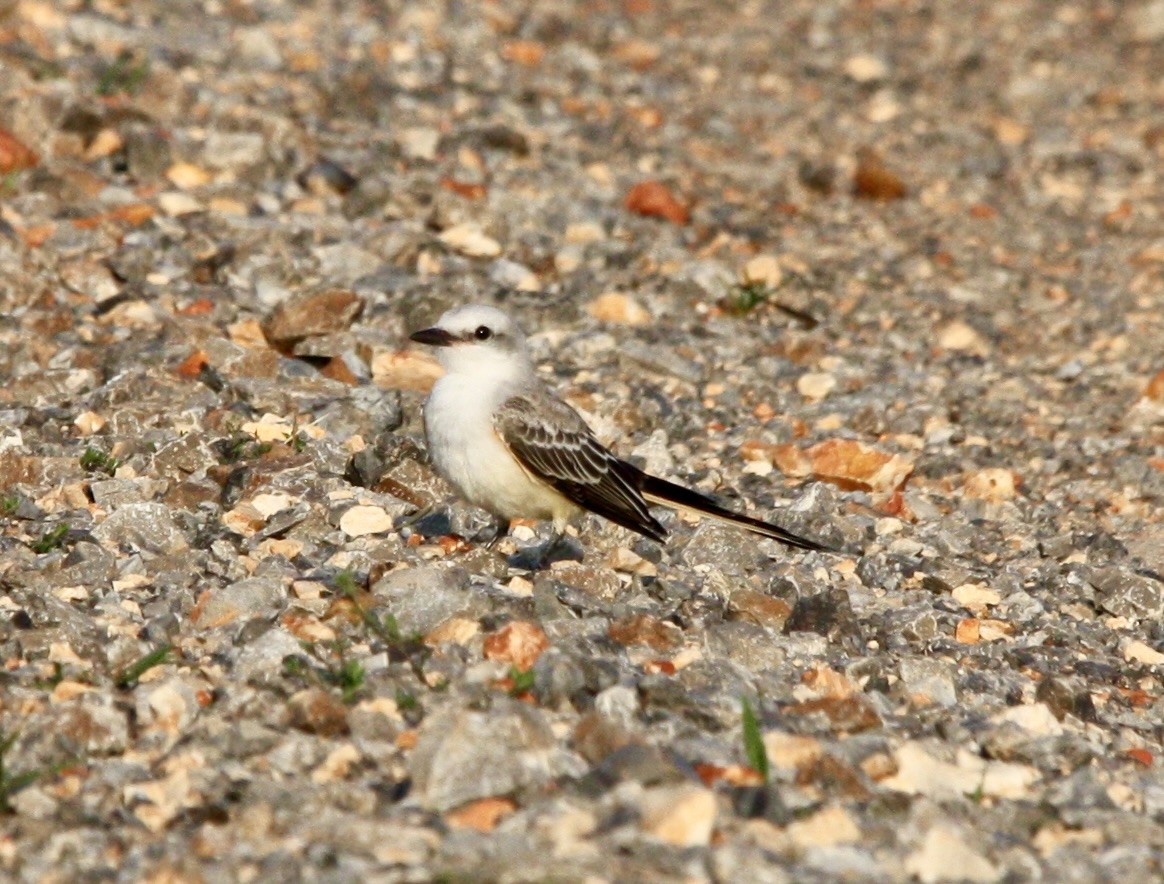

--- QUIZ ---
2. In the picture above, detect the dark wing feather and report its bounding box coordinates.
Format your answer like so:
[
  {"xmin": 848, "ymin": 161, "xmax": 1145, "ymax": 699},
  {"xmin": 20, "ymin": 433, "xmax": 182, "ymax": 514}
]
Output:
[
  {"xmin": 495, "ymin": 393, "xmax": 667, "ymax": 542},
  {"xmin": 638, "ymin": 474, "xmax": 835, "ymax": 552}
]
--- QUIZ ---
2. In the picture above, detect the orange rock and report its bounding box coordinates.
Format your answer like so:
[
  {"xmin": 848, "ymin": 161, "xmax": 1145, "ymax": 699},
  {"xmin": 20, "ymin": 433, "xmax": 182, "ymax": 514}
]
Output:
[
  {"xmin": 1127, "ymin": 748, "xmax": 1153, "ymax": 767},
  {"xmin": 445, "ymin": 797, "xmax": 518, "ymax": 831},
  {"xmin": 783, "ymin": 695, "xmax": 881, "ymax": 733},
  {"xmin": 727, "ymin": 590, "xmax": 792, "ymax": 629},
  {"xmin": 178, "ymin": 298, "xmax": 215, "ymax": 316},
  {"xmin": 502, "ymin": 40, "xmax": 545, "ymax": 66},
  {"xmin": 804, "ymin": 439, "xmax": 913, "ymax": 493},
  {"xmin": 440, "ymin": 177, "xmax": 487, "ymax": 200},
  {"xmin": 0, "ymin": 128, "xmax": 37, "ymax": 173},
  {"xmin": 262, "ymin": 288, "xmax": 363, "ymax": 346},
  {"xmin": 1144, "ymin": 369, "xmax": 1164, "ymax": 402},
  {"xmin": 992, "ymin": 116, "xmax": 1029, "ymax": 145},
  {"xmin": 627, "ymin": 106, "xmax": 664, "ymax": 128},
  {"xmin": 587, "ymin": 292, "xmax": 650, "ymax": 325},
  {"xmin": 977, "ymin": 619, "xmax": 1014, "ymax": 641},
  {"xmin": 613, "ymin": 38, "xmax": 660, "ymax": 70},
  {"xmin": 641, "ymin": 786, "xmax": 717, "ymax": 847},
  {"xmin": 71, "ymin": 203, "xmax": 155, "ymax": 229},
  {"xmin": 853, "ymin": 148, "xmax": 907, "ymax": 201},
  {"xmin": 282, "ymin": 611, "xmax": 336, "ymax": 643},
  {"xmin": 800, "ymin": 666, "xmax": 858, "ymax": 700},
  {"xmin": 607, "ymin": 613, "xmax": 683, "ymax": 651},
  {"xmin": 21, "ymin": 223, "xmax": 56, "ymax": 247},
  {"xmin": 321, "ymin": 357, "xmax": 359, "ymax": 386},
  {"xmin": 963, "ymin": 468, "xmax": 1019, "ymax": 502},
  {"xmin": 625, "ymin": 180, "xmax": 689, "ymax": 224},
  {"xmin": 287, "ymin": 688, "xmax": 349, "ymax": 737},
  {"xmin": 955, "ymin": 618, "xmax": 981, "ymax": 644},
  {"xmin": 425, "ymin": 618, "xmax": 480, "ymax": 647},
  {"xmin": 693, "ymin": 763, "xmax": 764, "ymax": 788},
  {"xmin": 371, "ymin": 349, "xmax": 443, "ymax": 393},
  {"xmin": 482, "ymin": 621, "xmax": 549, "ymax": 671},
  {"xmin": 175, "ymin": 350, "xmax": 209, "ymax": 379},
  {"xmin": 771, "ymin": 443, "xmax": 812, "ymax": 477}
]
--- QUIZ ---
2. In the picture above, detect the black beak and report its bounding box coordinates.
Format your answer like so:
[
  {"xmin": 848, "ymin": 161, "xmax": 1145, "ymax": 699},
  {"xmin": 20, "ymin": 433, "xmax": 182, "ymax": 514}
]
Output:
[{"xmin": 409, "ymin": 327, "xmax": 456, "ymax": 347}]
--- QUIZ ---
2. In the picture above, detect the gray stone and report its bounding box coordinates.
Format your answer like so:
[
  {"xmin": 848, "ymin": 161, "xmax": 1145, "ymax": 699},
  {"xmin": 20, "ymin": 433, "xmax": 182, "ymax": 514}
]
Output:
[
  {"xmin": 408, "ymin": 699, "xmax": 584, "ymax": 811},
  {"xmin": 1092, "ymin": 568, "xmax": 1164, "ymax": 620},
  {"xmin": 370, "ymin": 565, "xmax": 485, "ymax": 634},
  {"xmin": 899, "ymin": 658, "xmax": 958, "ymax": 706},
  {"xmin": 92, "ymin": 502, "xmax": 188, "ymax": 555},
  {"xmin": 195, "ymin": 577, "xmax": 285, "ymax": 627}
]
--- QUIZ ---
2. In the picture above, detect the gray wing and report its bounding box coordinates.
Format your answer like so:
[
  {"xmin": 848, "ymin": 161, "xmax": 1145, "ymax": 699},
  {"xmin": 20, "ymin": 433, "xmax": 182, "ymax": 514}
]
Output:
[{"xmin": 494, "ymin": 391, "xmax": 667, "ymax": 542}]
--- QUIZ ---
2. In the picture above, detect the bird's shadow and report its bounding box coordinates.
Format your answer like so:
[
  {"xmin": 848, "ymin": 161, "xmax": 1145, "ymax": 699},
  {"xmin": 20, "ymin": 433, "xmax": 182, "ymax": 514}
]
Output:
[{"xmin": 506, "ymin": 534, "xmax": 585, "ymax": 571}]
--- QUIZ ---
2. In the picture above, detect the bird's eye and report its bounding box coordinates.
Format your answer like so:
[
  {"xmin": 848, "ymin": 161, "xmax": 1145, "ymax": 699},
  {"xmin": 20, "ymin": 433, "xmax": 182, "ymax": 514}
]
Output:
[{"xmin": 474, "ymin": 325, "xmax": 493, "ymax": 340}]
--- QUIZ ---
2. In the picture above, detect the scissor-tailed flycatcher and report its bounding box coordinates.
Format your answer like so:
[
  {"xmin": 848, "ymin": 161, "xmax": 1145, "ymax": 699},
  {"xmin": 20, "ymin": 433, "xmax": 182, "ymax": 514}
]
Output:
[{"xmin": 409, "ymin": 304, "xmax": 832, "ymax": 553}]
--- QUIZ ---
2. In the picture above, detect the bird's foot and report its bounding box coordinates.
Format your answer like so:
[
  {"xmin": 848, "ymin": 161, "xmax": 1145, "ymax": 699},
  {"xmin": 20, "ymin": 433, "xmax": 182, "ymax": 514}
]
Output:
[
  {"xmin": 479, "ymin": 517, "xmax": 511, "ymax": 549},
  {"xmin": 506, "ymin": 533, "xmax": 584, "ymax": 571},
  {"xmin": 397, "ymin": 503, "xmax": 436, "ymax": 530}
]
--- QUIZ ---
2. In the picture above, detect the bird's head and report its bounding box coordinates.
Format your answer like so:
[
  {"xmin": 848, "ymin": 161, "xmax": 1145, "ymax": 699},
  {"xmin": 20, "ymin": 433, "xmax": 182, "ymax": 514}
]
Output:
[{"xmin": 409, "ymin": 304, "xmax": 532, "ymax": 380}]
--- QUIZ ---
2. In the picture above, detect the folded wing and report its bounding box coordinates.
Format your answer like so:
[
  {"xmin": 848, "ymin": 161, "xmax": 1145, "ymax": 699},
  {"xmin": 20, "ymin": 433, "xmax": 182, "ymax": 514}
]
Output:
[{"xmin": 495, "ymin": 392, "xmax": 667, "ymax": 542}]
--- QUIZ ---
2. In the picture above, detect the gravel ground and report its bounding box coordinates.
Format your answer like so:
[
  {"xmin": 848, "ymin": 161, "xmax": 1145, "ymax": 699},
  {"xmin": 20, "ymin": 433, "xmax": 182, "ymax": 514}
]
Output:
[{"xmin": 2, "ymin": 0, "xmax": 1163, "ymax": 880}]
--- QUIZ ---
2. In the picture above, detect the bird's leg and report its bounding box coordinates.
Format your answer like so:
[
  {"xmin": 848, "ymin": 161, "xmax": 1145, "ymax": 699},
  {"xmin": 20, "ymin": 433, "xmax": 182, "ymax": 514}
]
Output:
[
  {"xmin": 504, "ymin": 527, "xmax": 584, "ymax": 571},
  {"xmin": 539, "ymin": 529, "xmax": 584, "ymax": 567},
  {"xmin": 398, "ymin": 502, "xmax": 437, "ymax": 530},
  {"xmin": 481, "ymin": 516, "xmax": 510, "ymax": 549}
]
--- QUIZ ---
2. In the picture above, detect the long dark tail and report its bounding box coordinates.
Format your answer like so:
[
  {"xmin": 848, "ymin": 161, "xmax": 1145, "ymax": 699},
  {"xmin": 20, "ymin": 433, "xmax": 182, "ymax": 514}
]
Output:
[{"xmin": 638, "ymin": 473, "xmax": 835, "ymax": 553}]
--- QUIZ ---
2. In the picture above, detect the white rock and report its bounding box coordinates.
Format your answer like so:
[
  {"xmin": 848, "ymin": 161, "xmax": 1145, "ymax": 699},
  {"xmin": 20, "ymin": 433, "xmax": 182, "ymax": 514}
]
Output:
[
  {"xmin": 489, "ymin": 259, "xmax": 539, "ymax": 291},
  {"xmin": 884, "ymin": 743, "xmax": 1039, "ymax": 800},
  {"xmin": 741, "ymin": 254, "xmax": 783, "ymax": 287},
  {"xmin": 235, "ymin": 26, "xmax": 283, "ymax": 67},
  {"xmin": 554, "ymin": 246, "xmax": 583, "ymax": 274},
  {"xmin": 905, "ymin": 825, "xmax": 1000, "ymax": 883},
  {"xmin": 157, "ymin": 191, "xmax": 204, "ymax": 216},
  {"xmin": 74, "ymin": 412, "xmax": 106, "ymax": 436},
  {"xmin": 608, "ymin": 547, "xmax": 657, "ymax": 577},
  {"xmin": 166, "ymin": 162, "xmax": 211, "ymax": 189},
  {"xmin": 1131, "ymin": 1, "xmax": 1164, "ymax": 41},
  {"xmin": 251, "ymin": 492, "xmax": 296, "ymax": 518},
  {"xmin": 952, "ymin": 583, "xmax": 1002, "ymax": 609},
  {"xmin": 311, "ymin": 744, "xmax": 361, "ymax": 784},
  {"xmin": 640, "ymin": 785, "xmax": 717, "ymax": 847},
  {"xmin": 763, "ymin": 731, "xmax": 823, "ymax": 771},
  {"xmin": 0, "ymin": 427, "xmax": 24, "ymax": 452},
  {"xmin": 844, "ymin": 53, "xmax": 888, "ymax": 83},
  {"xmin": 204, "ymin": 131, "xmax": 265, "ymax": 169},
  {"xmin": 398, "ymin": 127, "xmax": 441, "ymax": 160},
  {"xmin": 223, "ymin": 503, "xmax": 265, "ymax": 537},
  {"xmin": 995, "ymin": 703, "xmax": 1063, "ymax": 736},
  {"xmin": 1125, "ymin": 640, "xmax": 1164, "ymax": 666},
  {"xmin": 588, "ymin": 292, "xmax": 650, "ymax": 325},
  {"xmin": 797, "ymin": 372, "xmax": 836, "ymax": 401},
  {"xmin": 564, "ymin": 221, "xmax": 605, "ymax": 243},
  {"xmin": 937, "ymin": 320, "xmax": 989, "ymax": 355},
  {"xmin": 371, "ymin": 349, "xmax": 443, "ymax": 393},
  {"xmin": 241, "ymin": 414, "xmax": 293, "ymax": 442},
  {"xmin": 440, "ymin": 223, "xmax": 502, "ymax": 258},
  {"xmin": 786, "ymin": 804, "xmax": 860, "ymax": 849},
  {"xmin": 340, "ymin": 505, "xmax": 394, "ymax": 538},
  {"xmin": 743, "ymin": 458, "xmax": 773, "ymax": 476},
  {"xmin": 865, "ymin": 89, "xmax": 901, "ymax": 122}
]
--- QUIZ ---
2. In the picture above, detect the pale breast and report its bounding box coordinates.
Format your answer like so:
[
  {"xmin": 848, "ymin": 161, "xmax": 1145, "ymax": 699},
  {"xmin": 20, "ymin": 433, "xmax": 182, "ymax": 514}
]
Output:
[{"xmin": 424, "ymin": 375, "xmax": 576, "ymax": 521}]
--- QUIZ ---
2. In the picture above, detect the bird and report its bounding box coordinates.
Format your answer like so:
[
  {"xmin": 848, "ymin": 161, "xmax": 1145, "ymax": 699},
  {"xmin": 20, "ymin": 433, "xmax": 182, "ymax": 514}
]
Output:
[{"xmin": 408, "ymin": 304, "xmax": 833, "ymax": 555}]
